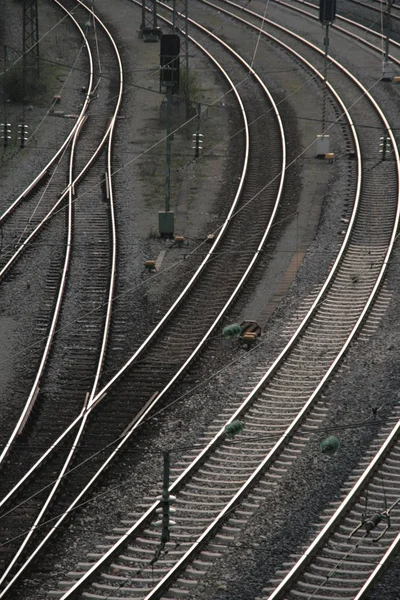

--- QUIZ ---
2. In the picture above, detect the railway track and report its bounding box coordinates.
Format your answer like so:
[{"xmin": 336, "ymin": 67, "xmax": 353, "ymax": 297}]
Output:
[
  {"xmin": 38, "ymin": 1, "xmax": 399, "ymax": 598},
  {"xmin": 0, "ymin": 2, "xmax": 94, "ymax": 451},
  {"xmin": 262, "ymin": 406, "xmax": 400, "ymax": 599},
  {"xmin": 0, "ymin": 0, "xmax": 288, "ymax": 595},
  {"xmin": 0, "ymin": 0, "xmax": 118, "ymax": 459},
  {"xmin": 0, "ymin": 0, "xmax": 123, "ymax": 589},
  {"xmin": 222, "ymin": 1, "xmax": 400, "ymax": 598}
]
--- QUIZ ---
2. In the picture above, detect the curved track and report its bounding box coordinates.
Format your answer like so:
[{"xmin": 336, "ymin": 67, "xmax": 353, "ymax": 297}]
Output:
[
  {"xmin": 0, "ymin": 0, "xmax": 123, "ymax": 590},
  {"xmin": 44, "ymin": 2, "xmax": 400, "ymax": 599},
  {"xmin": 0, "ymin": 1, "xmax": 287, "ymax": 595}
]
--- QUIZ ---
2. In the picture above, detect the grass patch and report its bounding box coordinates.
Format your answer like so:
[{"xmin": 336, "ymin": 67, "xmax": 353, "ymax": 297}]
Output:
[
  {"xmin": 4, "ymin": 62, "xmax": 70, "ymax": 105},
  {"xmin": 178, "ymin": 67, "xmax": 203, "ymax": 104}
]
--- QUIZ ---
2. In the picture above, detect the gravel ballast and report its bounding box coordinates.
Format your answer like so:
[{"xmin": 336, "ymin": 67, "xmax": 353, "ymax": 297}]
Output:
[{"xmin": 2, "ymin": 1, "xmax": 400, "ymax": 599}]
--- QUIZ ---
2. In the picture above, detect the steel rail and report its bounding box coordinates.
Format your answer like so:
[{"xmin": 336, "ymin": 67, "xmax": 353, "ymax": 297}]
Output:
[
  {"xmin": 272, "ymin": 0, "xmax": 400, "ymax": 69},
  {"xmin": 0, "ymin": 0, "xmax": 120, "ymax": 497},
  {"xmin": 0, "ymin": 0, "xmax": 256, "ymax": 511},
  {"xmin": 0, "ymin": 109, "xmax": 84, "ymax": 588},
  {"xmin": 35, "ymin": 5, "xmax": 282, "ymax": 597},
  {"xmin": 354, "ymin": 528, "xmax": 400, "ymax": 599},
  {"xmin": 0, "ymin": 0, "xmax": 123, "ymax": 595},
  {"xmin": 84, "ymin": 4, "xmax": 400, "ymax": 598},
  {"xmin": 0, "ymin": 6, "xmax": 257, "ymax": 592},
  {"xmin": 266, "ymin": 419, "xmax": 400, "ymax": 599},
  {"xmin": 215, "ymin": 1, "xmax": 400, "ymax": 597},
  {"xmin": 0, "ymin": 0, "xmax": 122, "ymax": 467},
  {"xmin": 37, "ymin": 3, "xmax": 400, "ymax": 597},
  {"xmin": 144, "ymin": 0, "xmax": 399, "ymax": 591},
  {"xmin": 230, "ymin": 2, "xmax": 400, "ymax": 598},
  {"xmin": 54, "ymin": 3, "xmax": 367, "ymax": 597},
  {"xmin": 0, "ymin": 1, "xmax": 94, "ymax": 224},
  {"xmin": 0, "ymin": 120, "xmax": 117, "ymax": 282},
  {"xmin": 0, "ymin": 0, "xmax": 95, "ymax": 466},
  {"xmin": 0, "ymin": 110, "xmax": 87, "ymax": 467}
]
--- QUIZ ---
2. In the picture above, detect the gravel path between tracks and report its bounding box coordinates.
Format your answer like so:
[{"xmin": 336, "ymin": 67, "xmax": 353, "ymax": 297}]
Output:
[{"xmin": 2, "ymin": 0, "xmax": 400, "ymax": 599}]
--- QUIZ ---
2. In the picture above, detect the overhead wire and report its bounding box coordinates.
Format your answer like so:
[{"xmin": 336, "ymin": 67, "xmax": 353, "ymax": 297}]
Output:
[
  {"xmin": 0, "ymin": 21, "xmax": 351, "ymax": 356},
  {"xmin": 0, "ymin": 0, "xmax": 396, "ymax": 496},
  {"xmin": 0, "ymin": 406, "xmax": 390, "ymax": 543},
  {"xmin": 0, "ymin": 67, "xmax": 392, "ymax": 482},
  {"xmin": 0, "ymin": 290, "xmax": 391, "ymax": 524},
  {"xmin": 1, "ymin": 60, "xmax": 385, "ymax": 265},
  {"xmin": 0, "ymin": 0, "xmax": 389, "ymax": 251},
  {"xmin": 0, "ymin": 0, "xmax": 397, "ymax": 537},
  {"xmin": 305, "ymin": 532, "xmax": 369, "ymax": 599},
  {"xmin": 249, "ymin": 0, "xmax": 270, "ymax": 70},
  {"xmin": 0, "ymin": 5, "xmax": 398, "ymax": 593},
  {"xmin": 0, "ymin": 409, "xmax": 396, "ymax": 579}
]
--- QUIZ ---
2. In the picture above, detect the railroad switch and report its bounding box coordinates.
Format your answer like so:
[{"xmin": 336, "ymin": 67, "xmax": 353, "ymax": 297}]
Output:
[{"xmin": 144, "ymin": 260, "xmax": 156, "ymax": 272}]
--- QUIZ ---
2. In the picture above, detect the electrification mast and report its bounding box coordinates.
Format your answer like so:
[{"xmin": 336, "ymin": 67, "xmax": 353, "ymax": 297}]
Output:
[{"xmin": 315, "ymin": 0, "xmax": 336, "ymax": 157}]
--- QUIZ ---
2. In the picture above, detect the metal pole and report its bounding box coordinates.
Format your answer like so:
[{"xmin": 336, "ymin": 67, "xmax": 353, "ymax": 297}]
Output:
[
  {"xmin": 172, "ymin": 0, "xmax": 176, "ymax": 33},
  {"xmin": 152, "ymin": 0, "xmax": 157, "ymax": 30},
  {"xmin": 195, "ymin": 102, "xmax": 201, "ymax": 158},
  {"xmin": 184, "ymin": 0, "xmax": 189, "ymax": 118},
  {"xmin": 141, "ymin": 0, "xmax": 146, "ymax": 31},
  {"xmin": 384, "ymin": 0, "xmax": 393, "ymax": 66},
  {"xmin": 165, "ymin": 85, "xmax": 172, "ymax": 213},
  {"xmin": 34, "ymin": 0, "xmax": 39, "ymax": 76},
  {"xmin": 184, "ymin": 0, "xmax": 189, "ymax": 75},
  {"xmin": 161, "ymin": 451, "xmax": 170, "ymax": 545},
  {"xmin": 321, "ymin": 22, "xmax": 329, "ymax": 134},
  {"xmin": 21, "ymin": 2, "xmax": 27, "ymax": 149},
  {"xmin": 3, "ymin": 46, "xmax": 8, "ymax": 149}
]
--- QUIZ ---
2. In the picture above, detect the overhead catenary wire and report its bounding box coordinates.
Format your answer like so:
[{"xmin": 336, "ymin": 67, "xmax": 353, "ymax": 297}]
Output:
[
  {"xmin": 0, "ymin": 305, "xmax": 392, "ymax": 525},
  {"xmin": 0, "ymin": 403, "xmax": 392, "ymax": 542},
  {"xmin": 0, "ymin": 4, "xmax": 396, "ymax": 596},
  {"xmin": 249, "ymin": 0, "xmax": 270, "ymax": 70},
  {"xmin": 305, "ymin": 533, "xmax": 369, "ymax": 600},
  {"xmin": 0, "ymin": 0, "xmax": 389, "ymax": 259},
  {"xmin": 0, "ymin": 63, "xmax": 390, "ymax": 418},
  {"xmin": 0, "ymin": 61, "xmax": 386, "ymax": 264},
  {"xmin": 0, "ymin": 0, "xmax": 394, "ymax": 506},
  {"xmin": 0, "ymin": 0, "xmax": 396, "ymax": 502},
  {"xmin": 0, "ymin": 19, "xmax": 362, "ymax": 358},
  {"xmin": 0, "ymin": 183, "xmax": 364, "ymax": 373},
  {"xmin": 0, "ymin": 0, "xmax": 394, "ymax": 169}
]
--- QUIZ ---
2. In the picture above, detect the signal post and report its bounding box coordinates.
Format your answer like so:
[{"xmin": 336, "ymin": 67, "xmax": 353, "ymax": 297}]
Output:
[
  {"xmin": 159, "ymin": 34, "xmax": 180, "ymax": 237},
  {"xmin": 316, "ymin": 0, "xmax": 336, "ymax": 157}
]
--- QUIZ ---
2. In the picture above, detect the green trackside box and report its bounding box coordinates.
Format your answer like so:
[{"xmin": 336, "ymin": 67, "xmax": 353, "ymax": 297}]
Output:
[{"xmin": 159, "ymin": 211, "xmax": 174, "ymax": 237}]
